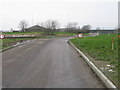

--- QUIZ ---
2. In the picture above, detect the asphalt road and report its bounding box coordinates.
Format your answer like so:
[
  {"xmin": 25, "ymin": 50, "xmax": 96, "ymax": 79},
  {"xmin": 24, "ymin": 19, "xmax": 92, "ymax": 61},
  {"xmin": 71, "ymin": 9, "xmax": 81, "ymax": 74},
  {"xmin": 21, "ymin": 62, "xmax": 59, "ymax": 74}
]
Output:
[{"xmin": 2, "ymin": 37, "xmax": 105, "ymax": 88}]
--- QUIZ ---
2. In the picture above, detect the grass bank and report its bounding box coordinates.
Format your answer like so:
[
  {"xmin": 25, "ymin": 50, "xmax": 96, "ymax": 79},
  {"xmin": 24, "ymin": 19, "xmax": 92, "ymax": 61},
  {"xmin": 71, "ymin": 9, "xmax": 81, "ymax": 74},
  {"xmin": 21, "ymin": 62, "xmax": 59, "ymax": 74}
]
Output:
[
  {"xmin": 2, "ymin": 32, "xmax": 76, "ymax": 36},
  {"xmin": 70, "ymin": 34, "xmax": 118, "ymax": 87},
  {"xmin": 2, "ymin": 32, "xmax": 43, "ymax": 34}
]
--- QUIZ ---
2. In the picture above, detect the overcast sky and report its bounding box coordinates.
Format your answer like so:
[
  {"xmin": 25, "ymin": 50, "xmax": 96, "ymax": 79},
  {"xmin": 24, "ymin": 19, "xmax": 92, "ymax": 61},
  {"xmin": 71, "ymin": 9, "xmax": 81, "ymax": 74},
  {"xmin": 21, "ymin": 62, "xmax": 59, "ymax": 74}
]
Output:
[{"xmin": 0, "ymin": 0, "xmax": 118, "ymax": 30}]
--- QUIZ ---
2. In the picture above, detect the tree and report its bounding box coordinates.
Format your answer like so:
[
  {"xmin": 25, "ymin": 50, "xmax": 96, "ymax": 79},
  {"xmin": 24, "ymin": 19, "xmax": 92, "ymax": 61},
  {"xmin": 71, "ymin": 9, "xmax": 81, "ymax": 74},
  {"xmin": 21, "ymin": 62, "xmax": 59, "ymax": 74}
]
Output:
[
  {"xmin": 18, "ymin": 20, "xmax": 28, "ymax": 32},
  {"xmin": 81, "ymin": 25, "xmax": 91, "ymax": 30},
  {"xmin": 65, "ymin": 22, "xmax": 79, "ymax": 33},
  {"xmin": 44, "ymin": 19, "xmax": 59, "ymax": 35},
  {"xmin": 66, "ymin": 22, "xmax": 77, "ymax": 30}
]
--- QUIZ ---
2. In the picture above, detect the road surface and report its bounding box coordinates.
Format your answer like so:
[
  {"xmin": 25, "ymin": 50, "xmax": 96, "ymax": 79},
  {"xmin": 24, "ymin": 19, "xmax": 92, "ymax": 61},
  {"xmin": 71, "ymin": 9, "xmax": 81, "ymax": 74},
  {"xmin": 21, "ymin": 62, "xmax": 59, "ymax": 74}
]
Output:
[{"xmin": 2, "ymin": 37, "xmax": 105, "ymax": 88}]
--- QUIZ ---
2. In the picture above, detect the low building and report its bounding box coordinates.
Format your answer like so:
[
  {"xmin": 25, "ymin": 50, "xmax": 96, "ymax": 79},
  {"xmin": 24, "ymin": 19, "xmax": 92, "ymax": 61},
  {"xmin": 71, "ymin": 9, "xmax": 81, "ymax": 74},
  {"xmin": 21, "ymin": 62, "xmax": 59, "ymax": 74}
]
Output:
[
  {"xmin": 78, "ymin": 30, "xmax": 90, "ymax": 33},
  {"xmin": 25, "ymin": 25, "xmax": 46, "ymax": 32},
  {"xmin": 90, "ymin": 29, "xmax": 117, "ymax": 34}
]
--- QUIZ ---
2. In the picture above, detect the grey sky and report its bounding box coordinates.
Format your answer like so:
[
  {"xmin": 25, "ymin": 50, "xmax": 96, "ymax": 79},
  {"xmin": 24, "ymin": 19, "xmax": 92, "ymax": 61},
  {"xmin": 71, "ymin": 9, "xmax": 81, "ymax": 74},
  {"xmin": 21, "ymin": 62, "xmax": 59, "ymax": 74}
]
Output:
[{"xmin": 1, "ymin": 0, "xmax": 118, "ymax": 30}]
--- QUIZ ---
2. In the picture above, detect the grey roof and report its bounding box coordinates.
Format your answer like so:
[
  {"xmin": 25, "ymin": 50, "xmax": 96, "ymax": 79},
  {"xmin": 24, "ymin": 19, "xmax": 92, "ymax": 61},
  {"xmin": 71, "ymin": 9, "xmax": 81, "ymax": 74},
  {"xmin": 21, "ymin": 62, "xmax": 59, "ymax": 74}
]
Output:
[
  {"xmin": 26, "ymin": 25, "xmax": 46, "ymax": 30},
  {"xmin": 90, "ymin": 29, "xmax": 116, "ymax": 31}
]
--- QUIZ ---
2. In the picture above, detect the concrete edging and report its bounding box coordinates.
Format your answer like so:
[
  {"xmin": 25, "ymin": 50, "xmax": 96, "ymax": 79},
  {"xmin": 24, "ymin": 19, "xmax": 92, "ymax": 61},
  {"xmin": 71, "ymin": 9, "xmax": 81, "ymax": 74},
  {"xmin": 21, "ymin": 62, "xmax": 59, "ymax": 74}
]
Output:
[{"xmin": 68, "ymin": 40, "xmax": 117, "ymax": 89}]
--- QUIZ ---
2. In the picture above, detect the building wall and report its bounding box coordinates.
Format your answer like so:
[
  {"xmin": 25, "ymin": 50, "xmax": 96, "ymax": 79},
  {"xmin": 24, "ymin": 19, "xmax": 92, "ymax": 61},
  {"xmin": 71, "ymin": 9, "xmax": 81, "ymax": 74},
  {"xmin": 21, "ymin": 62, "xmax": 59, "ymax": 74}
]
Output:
[
  {"xmin": 90, "ymin": 30, "xmax": 117, "ymax": 34},
  {"xmin": 25, "ymin": 29, "xmax": 43, "ymax": 32}
]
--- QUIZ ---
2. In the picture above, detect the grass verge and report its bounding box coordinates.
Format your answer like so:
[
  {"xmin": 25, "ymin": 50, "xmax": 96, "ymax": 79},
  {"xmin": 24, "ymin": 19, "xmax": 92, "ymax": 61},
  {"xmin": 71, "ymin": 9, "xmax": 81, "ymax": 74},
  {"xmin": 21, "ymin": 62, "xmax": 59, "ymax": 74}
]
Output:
[{"xmin": 1, "ymin": 37, "xmax": 47, "ymax": 50}]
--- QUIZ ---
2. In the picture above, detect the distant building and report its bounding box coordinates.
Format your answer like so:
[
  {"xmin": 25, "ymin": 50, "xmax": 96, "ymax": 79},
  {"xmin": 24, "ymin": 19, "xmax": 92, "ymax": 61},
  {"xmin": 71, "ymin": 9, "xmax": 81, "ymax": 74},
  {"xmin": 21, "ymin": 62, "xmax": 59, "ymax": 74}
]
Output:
[
  {"xmin": 90, "ymin": 29, "xmax": 117, "ymax": 34},
  {"xmin": 78, "ymin": 30, "xmax": 90, "ymax": 33},
  {"xmin": 25, "ymin": 25, "xmax": 46, "ymax": 32},
  {"xmin": 118, "ymin": 28, "xmax": 120, "ymax": 33},
  {"xmin": 58, "ymin": 28, "xmax": 90, "ymax": 33}
]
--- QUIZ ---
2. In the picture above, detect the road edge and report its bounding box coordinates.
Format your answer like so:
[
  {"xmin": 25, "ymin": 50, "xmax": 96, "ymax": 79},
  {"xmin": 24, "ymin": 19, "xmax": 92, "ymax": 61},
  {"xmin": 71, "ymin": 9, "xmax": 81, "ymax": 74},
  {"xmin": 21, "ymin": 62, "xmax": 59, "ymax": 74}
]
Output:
[
  {"xmin": 0, "ymin": 39, "xmax": 37, "ymax": 52},
  {"xmin": 68, "ymin": 40, "xmax": 117, "ymax": 89},
  {"xmin": 0, "ymin": 41, "xmax": 28, "ymax": 52}
]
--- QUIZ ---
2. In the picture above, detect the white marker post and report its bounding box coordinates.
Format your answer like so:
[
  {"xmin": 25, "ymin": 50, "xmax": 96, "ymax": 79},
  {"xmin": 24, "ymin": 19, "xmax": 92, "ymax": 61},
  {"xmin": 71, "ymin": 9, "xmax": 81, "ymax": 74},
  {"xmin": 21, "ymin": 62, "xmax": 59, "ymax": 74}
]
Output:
[
  {"xmin": 78, "ymin": 33, "xmax": 83, "ymax": 46},
  {"xmin": 0, "ymin": 34, "xmax": 5, "ymax": 39}
]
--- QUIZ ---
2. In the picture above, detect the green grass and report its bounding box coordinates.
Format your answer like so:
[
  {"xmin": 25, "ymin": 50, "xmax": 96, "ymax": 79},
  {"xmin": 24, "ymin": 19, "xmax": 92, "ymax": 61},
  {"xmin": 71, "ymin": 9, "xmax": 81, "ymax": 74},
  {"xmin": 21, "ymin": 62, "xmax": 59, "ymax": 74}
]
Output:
[
  {"xmin": 2, "ymin": 32, "xmax": 77, "ymax": 38},
  {"xmin": 82, "ymin": 33, "xmax": 89, "ymax": 36},
  {"xmin": 70, "ymin": 34, "xmax": 118, "ymax": 87},
  {"xmin": 2, "ymin": 31, "xmax": 76, "ymax": 36},
  {"xmin": 54, "ymin": 32, "xmax": 76, "ymax": 36},
  {"xmin": 71, "ymin": 34, "xmax": 118, "ymax": 62},
  {"xmin": 2, "ymin": 32, "xmax": 43, "ymax": 34}
]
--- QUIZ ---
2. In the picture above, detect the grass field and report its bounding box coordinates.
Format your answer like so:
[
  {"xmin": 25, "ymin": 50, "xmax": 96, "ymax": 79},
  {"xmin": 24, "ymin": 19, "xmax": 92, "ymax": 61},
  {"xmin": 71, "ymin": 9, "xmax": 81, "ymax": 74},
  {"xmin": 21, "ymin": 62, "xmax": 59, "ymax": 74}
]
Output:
[
  {"xmin": 2, "ymin": 32, "xmax": 43, "ymax": 34},
  {"xmin": 2, "ymin": 32, "xmax": 76, "ymax": 36},
  {"xmin": 70, "ymin": 34, "xmax": 118, "ymax": 87},
  {"xmin": 54, "ymin": 32, "xmax": 76, "ymax": 36}
]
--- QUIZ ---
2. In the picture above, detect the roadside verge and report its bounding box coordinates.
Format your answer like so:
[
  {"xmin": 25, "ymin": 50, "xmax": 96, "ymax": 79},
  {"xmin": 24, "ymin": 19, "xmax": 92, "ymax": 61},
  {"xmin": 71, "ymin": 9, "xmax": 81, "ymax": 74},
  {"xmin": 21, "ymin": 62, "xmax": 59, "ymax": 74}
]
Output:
[
  {"xmin": 0, "ymin": 39, "xmax": 38, "ymax": 52},
  {"xmin": 68, "ymin": 40, "xmax": 117, "ymax": 89}
]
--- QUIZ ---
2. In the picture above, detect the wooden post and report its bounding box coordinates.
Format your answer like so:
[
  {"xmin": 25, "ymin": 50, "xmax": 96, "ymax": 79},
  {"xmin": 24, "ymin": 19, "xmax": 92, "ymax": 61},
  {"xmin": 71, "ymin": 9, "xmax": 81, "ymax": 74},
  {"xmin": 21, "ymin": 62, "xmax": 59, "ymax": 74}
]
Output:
[{"xmin": 112, "ymin": 37, "xmax": 114, "ymax": 50}]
